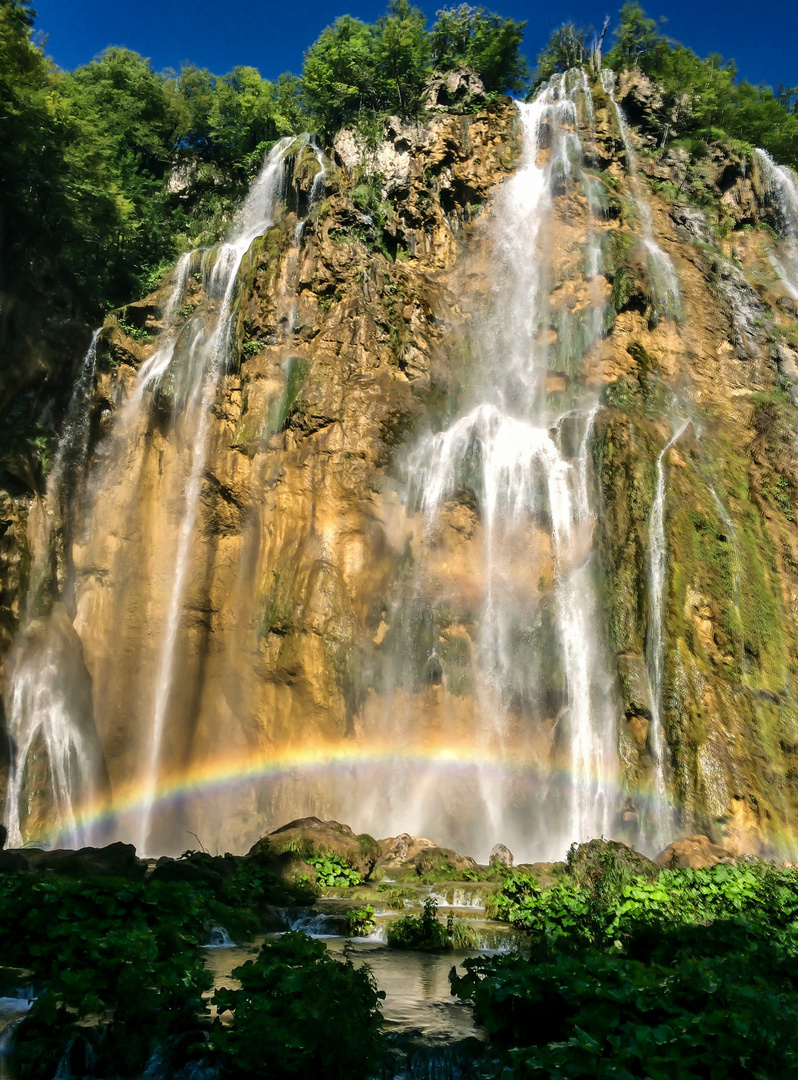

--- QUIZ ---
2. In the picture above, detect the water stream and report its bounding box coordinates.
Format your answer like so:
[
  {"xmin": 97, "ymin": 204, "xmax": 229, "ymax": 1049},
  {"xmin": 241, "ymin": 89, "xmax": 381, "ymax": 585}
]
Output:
[
  {"xmin": 646, "ymin": 418, "xmax": 689, "ymax": 846},
  {"xmin": 3, "ymin": 334, "xmax": 101, "ymax": 849},
  {"xmin": 4, "ymin": 136, "xmax": 322, "ymax": 855},
  {"xmin": 134, "ymin": 136, "xmax": 315, "ymax": 854},
  {"xmin": 601, "ymin": 70, "xmax": 682, "ymax": 323},
  {"xmin": 756, "ymin": 148, "xmax": 798, "ymax": 299}
]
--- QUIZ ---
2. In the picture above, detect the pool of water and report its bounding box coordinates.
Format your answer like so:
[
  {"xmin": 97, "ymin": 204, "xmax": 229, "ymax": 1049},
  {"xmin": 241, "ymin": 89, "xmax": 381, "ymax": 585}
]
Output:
[{"xmin": 204, "ymin": 937, "xmax": 483, "ymax": 1045}]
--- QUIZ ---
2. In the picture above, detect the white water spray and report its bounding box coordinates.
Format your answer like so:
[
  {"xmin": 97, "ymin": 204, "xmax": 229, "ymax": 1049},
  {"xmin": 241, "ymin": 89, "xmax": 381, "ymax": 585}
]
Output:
[
  {"xmin": 4, "ymin": 335, "xmax": 101, "ymax": 848},
  {"xmin": 389, "ymin": 75, "xmax": 617, "ymax": 859}
]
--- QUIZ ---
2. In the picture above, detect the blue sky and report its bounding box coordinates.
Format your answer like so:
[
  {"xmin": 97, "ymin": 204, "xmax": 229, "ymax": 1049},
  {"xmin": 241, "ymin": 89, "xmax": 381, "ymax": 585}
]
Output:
[{"xmin": 33, "ymin": 0, "xmax": 796, "ymax": 91}]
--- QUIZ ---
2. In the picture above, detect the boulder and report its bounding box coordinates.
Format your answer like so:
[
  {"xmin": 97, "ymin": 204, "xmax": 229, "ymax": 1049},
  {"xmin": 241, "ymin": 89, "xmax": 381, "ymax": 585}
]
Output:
[
  {"xmin": 489, "ymin": 843, "xmax": 514, "ymax": 868},
  {"xmin": 424, "ymin": 68, "xmax": 486, "ymax": 110},
  {"xmin": 248, "ymin": 817, "xmax": 380, "ymax": 878},
  {"xmin": 377, "ymin": 833, "xmax": 479, "ymax": 878},
  {"xmin": 655, "ymin": 834, "xmax": 734, "ymax": 868},
  {"xmin": 150, "ymin": 857, "xmax": 225, "ymax": 892},
  {"xmin": 567, "ymin": 838, "xmax": 658, "ymax": 881}
]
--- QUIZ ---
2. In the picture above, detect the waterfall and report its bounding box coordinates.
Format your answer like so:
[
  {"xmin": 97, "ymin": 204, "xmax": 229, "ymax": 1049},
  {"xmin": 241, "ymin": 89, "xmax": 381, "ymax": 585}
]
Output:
[
  {"xmin": 368, "ymin": 73, "xmax": 618, "ymax": 861},
  {"xmin": 135, "ymin": 136, "xmax": 301, "ymax": 855},
  {"xmin": 3, "ymin": 335, "xmax": 101, "ymax": 849},
  {"xmin": 756, "ymin": 148, "xmax": 798, "ymax": 300},
  {"xmin": 601, "ymin": 71, "xmax": 682, "ymax": 322},
  {"xmin": 3, "ymin": 136, "xmax": 326, "ymax": 854},
  {"xmin": 646, "ymin": 418, "xmax": 689, "ymax": 845}
]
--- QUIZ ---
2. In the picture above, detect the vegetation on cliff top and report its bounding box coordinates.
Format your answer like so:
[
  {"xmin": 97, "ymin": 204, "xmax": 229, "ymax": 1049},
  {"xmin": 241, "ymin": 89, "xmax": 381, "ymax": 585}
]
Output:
[{"xmin": 2, "ymin": 0, "xmax": 796, "ymax": 319}]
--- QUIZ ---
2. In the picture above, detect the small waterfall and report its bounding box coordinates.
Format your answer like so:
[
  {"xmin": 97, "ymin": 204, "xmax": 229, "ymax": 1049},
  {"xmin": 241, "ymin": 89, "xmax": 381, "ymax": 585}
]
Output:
[
  {"xmin": 601, "ymin": 71, "xmax": 682, "ymax": 322},
  {"xmin": 646, "ymin": 418, "xmax": 689, "ymax": 845},
  {"xmin": 136, "ymin": 136, "xmax": 299, "ymax": 855},
  {"xmin": 755, "ymin": 148, "xmax": 798, "ymax": 300},
  {"xmin": 131, "ymin": 252, "xmax": 193, "ymax": 402},
  {"xmin": 3, "ymin": 334, "xmax": 102, "ymax": 849}
]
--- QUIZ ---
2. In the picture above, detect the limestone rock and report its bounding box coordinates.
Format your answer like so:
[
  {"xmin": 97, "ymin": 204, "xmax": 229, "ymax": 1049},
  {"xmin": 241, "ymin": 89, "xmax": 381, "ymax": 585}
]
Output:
[
  {"xmin": 249, "ymin": 817, "xmax": 380, "ymax": 878},
  {"xmin": 424, "ymin": 68, "xmax": 486, "ymax": 110},
  {"xmin": 377, "ymin": 833, "xmax": 478, "ymax": 877},
  {"xmin": 654, "ymin": 834, "xmax": 734, "ymax": 868},
  {"xmin": 489, "ymin": 843, "xmax": 513, "ymax": 868}
]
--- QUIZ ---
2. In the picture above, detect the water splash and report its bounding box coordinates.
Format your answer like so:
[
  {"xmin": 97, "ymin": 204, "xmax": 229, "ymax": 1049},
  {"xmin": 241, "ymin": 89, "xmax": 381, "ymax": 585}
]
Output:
[
  {"xmin": 601, "ymin": 71, "xmax": 682, "ymax": 322},
  {"xmin": 646, "ymin": 418, "xmax": 689, "ymax": 846}
]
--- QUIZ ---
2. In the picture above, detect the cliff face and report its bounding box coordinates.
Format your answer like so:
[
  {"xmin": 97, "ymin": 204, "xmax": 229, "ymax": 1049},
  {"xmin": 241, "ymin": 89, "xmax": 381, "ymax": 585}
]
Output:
[{"xmin": 3, "ymin": 72, "xmax": 798, "ymax": 861}]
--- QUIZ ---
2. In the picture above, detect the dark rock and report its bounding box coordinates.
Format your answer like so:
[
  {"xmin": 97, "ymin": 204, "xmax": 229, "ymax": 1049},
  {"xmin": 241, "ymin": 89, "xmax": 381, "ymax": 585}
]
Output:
[
  {"xmin": 15, "ymin": 842, "xmax": 145, "ymax": 880},
  {"xmin": 150, "ymin": 857, "xmax": 225, "ymax": 891},
  {"xmin": 0, "ymin": 849, "xmax": 27, "ymax": 872}
]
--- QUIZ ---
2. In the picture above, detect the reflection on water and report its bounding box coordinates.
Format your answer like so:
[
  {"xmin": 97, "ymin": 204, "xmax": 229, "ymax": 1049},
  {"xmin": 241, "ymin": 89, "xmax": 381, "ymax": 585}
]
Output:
[{"xmin": 204, "ymin": 936, "xmax": 482, "ymax": 1044}]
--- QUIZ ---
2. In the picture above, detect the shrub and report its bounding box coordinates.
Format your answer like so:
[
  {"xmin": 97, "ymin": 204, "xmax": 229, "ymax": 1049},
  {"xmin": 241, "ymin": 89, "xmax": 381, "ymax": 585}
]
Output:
[{"xmin": 211, "ymin": 932, "xmax": 384, "ymax": 1080}]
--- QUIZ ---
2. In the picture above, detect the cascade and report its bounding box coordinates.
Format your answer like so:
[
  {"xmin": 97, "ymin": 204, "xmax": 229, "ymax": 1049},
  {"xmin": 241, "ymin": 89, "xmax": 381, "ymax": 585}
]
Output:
[
  {"xmin": 343, "ymin": 74, "xmax": 620, "ymax": 861},
  {"xmin": 601, "ymin": 70, "xmax": 681, "ymax": 323},
  {"xmin": 4, "ymin": 136, "xmax": 321, "ymax": 855},
  {"xmin": 645, "ymin": 418, "xmax": 689, "ymax": 846},
  {"xmin": 4, "ymin": 76, "xmax": 698, "ymax": 861},
  {"xmin": 3, "ymin": 335, "xmax": 101, "ymax": 848},
  {"xmin": 756, "ymin": 148, "xmax": 798, "ymax": 300},
  {"xmin": 134, "ymin": 135, "xmax": 319, "ymax": 854}
]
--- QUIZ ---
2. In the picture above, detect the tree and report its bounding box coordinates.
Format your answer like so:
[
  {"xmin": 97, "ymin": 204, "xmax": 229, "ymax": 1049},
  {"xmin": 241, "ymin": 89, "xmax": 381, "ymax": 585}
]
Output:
[
  {"xmin": 533, "ymin": 22, "xmax": 588, "ymax": 86},
  {"xmin": 301, "ymin": 16, "xmax": 378, "ymax": 133},
  {"xmin": 430, "ymin": 5, "xmax": 528, "ymax": 95},
  {"xmin": 605, "ymin": 2, "xmax": 669, "ymax": 74},
  {"xmin": 374, "ymin": 0, "xmax": 430, "ymax": 116}
]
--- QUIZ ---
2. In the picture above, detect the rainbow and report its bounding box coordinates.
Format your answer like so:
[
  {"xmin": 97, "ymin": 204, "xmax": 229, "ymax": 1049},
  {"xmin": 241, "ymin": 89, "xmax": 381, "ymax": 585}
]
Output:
[{"xmin": 37, "ymin": 737, "xmax": 656, "ymax": 850}]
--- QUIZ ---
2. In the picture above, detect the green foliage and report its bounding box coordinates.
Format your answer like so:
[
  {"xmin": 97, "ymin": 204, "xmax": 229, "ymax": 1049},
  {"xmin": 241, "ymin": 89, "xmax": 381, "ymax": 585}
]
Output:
[
  {"xmin": 301, "ymin": 1, "xmax": 527, "ymax": 133},
  {"xmin": 301, "ymin": 15, "xmax": 381, "ymax": 134},
  {"xmin": 451, "ymin": 921, "xmax": 798, "ymax": 1077},
  {"xmin": 375, "ymin": 0, "xmax": 431, "ymax": 117},
  {"xmin": 492, "ymin": 850, "xmax": 798, "ymax": 946},
  {"xmin": 605, "ymin": 1, "xmax": 669, "ymax": 73},
  {"xmin": 347, "ymin": 904, "xmax": 377, "ymax": 936},
  {"xmin": 0, "ymin": 874, "xmax": 213, "ymax": 1078},
  {"xmin": 387, "ymin": 896, "xmax": 453, "ymax": 950},
  {"xmin": 210, "ymin": 932, "xmax": 384, "ymax": 1080},
  {"xmin": 605, "ymin": 3, "xmax": 798, "ymax": 169},
  {"xmin": 455, "ymin": 852, "xmax": 798, "ymax": 1075},
  {"xmin": 308, "ymin": 853, "xmax": 363, "ymax": 887},
  {"xmin": 431, "ymin": 5, "xmax": 528, "ymax": 94},
  {"xmin": 532, "ymin": 23, "xmax": 588, "ymax": 87}
]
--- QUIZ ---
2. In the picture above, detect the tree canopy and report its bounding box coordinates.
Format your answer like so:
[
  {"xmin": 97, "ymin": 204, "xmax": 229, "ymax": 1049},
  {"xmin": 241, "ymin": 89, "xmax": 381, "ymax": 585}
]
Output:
[{"xmin": 2, "ymin": 0, "xmax": 798, "ymax": 324}]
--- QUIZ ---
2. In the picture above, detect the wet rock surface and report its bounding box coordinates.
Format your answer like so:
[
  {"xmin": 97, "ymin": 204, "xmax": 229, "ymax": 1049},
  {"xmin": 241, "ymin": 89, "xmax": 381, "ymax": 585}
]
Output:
[{"xmin": 2, "ymin": 84, "xmax": 798, "ymax": 860}]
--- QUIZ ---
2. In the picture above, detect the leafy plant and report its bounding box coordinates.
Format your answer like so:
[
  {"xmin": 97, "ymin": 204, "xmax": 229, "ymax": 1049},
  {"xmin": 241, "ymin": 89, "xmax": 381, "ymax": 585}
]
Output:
[
  {"xmin": 451, "ymin": 919, "xmax": 798, "ymax": 1077},
  {"xmin": 308, "ymin": 853, "xmax": 363, "ymax": 887},
  {"xmin": 387, "ymin": 897, "xmax": 452, "ymax": 950},
  {"xmin": 210, "ymin": 932, "xmax": 384, "ymax": 1080},
  {"xmin": 347, "ymin": 905, "xmax": 377, "ymax": 936}
]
